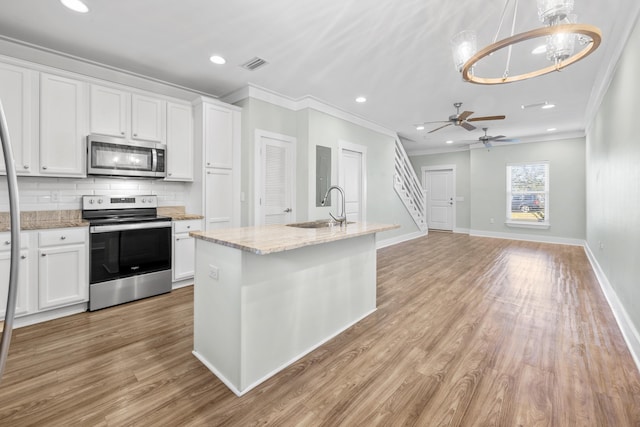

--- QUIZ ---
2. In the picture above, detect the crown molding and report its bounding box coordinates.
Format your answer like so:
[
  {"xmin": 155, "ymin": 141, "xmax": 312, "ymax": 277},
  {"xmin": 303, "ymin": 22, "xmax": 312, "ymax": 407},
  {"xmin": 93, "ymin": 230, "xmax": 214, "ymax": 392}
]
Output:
[{"xmin": 222, "ymin": 84, "xmax": 397, "ymax": 138}]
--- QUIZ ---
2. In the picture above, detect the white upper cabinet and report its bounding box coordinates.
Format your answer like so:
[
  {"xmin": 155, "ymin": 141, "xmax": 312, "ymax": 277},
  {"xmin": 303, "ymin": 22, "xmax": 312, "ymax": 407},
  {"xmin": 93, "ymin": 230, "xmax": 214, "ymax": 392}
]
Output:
[
  {"xmin": 89, "ymin": 85, "xmax": 128, "ymax": 138},
  {"xmin": 131, "ymin": 94, "xmax": 166, "ymax": 143},
  {"xmin": 39, "ymin": 73, "xmax": 87, "ymax": 177},
  {"xmin": 90, "ymin": 85, "xmax": 166, "ymax": 144},
  {"xmin": 0, "ymin": 62, "xmax": 37, "ymax": 175},
  {"xmin": 166, "ymin": 102, "xmax": 193, "ymax": 181},
  {"xmin": 204, "ymin": 103, "xmax": 234, "ymax": 169}
]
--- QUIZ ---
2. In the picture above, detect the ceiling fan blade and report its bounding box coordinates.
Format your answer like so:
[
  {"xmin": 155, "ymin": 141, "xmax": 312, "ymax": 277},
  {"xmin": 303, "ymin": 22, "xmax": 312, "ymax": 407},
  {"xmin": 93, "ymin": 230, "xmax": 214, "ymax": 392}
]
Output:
[
  {"xmin": 487, "ymin": 135, "xmax": 506, "ymax": 140},
  {"xmin": 460, "ymin": 121, "xmax": 476, "ymax": 131},
  {"xmin": 421, "ymin": 120, "xmax": 450, "ymax": 124},
  {"xmin": 458, "ymin": 110, "xmax": 474, "ymax": 121},
  {"xmin": 467, "ymin": 115, "xmax": 506, "ymax": 122},
  {"xmin": 496, "ymin": 138, "xmax": 520, "ymax": 142},
  {"xmin": 428, "ymin": 123, "xmax": 452, "ymax": 133}
]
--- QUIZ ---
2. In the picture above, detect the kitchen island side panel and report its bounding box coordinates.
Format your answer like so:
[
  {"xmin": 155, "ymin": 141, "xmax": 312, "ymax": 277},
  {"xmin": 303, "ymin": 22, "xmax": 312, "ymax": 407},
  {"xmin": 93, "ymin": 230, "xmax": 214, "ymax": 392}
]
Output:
[
  {"xmin": 239, "ymin": 233, "xmax": 376, "ymax": 391},
  {"xmin": 193, "ymin": 233, "xmax": 377, "ymax": 395}
]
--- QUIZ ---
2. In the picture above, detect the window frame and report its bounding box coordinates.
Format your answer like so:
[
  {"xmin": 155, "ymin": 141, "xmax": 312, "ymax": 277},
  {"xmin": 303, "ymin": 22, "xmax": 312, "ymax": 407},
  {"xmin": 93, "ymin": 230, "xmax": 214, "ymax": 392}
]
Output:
[{"xmin": 505, "ymin": 161, "xmax": 550, "ymax": 229}]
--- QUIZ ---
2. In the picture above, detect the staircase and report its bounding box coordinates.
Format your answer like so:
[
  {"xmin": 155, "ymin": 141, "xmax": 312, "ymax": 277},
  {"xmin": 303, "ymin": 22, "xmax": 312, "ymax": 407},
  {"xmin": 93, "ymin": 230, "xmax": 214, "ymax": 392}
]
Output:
[{"xmin": 394, "ymin": 137, "xmax": 428, "ymax": 232}]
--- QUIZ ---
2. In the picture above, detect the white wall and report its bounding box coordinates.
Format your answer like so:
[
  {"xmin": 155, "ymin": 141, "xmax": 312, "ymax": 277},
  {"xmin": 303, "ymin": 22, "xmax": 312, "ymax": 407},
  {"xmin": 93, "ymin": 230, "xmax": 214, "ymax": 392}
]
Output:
[
  {"xmin": 586, "ymin": 13, "xmax": 640, "ymax": 362},
  {"xmin": 234, "ymin": 96, "xmax": 420, "ymax": 242}
]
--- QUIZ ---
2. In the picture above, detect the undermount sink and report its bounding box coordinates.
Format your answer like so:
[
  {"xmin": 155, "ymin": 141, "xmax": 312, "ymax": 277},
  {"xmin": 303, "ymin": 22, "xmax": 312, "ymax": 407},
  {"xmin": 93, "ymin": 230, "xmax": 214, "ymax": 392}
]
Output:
[{"xmin": 286, "ymin": 219, "xmax": 354, "ymax": 229}]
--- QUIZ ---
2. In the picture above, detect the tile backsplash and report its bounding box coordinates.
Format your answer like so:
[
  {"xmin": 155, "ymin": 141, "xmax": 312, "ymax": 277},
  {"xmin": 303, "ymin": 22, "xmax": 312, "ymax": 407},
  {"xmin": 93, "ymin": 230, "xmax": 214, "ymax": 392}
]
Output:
[{"xmin": 0, "ymin": 176, "xmax": 188, "ymax": 211}]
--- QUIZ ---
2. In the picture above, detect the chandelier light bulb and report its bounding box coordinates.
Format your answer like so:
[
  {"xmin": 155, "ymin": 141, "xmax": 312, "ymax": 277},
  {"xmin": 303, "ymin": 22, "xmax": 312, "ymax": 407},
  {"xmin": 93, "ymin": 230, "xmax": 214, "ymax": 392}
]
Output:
[{"xmin": 451, "ymin": 31, "xmax": 477, "ymax": 72}]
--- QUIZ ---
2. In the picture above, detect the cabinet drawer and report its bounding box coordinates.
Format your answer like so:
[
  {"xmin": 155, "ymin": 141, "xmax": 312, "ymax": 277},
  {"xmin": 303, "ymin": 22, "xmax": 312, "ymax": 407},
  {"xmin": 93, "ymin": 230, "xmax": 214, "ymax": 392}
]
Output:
[
  {"xmin": 39, "ymin": 228, "xmax": 86, "ymax": 247},
  {"xmin": 174, "ymin": 220, "xmax": 202, "ymax": 234},
  {"xmin": 0, "ymin": 232, "xmax": 30, "ymax": 250}
]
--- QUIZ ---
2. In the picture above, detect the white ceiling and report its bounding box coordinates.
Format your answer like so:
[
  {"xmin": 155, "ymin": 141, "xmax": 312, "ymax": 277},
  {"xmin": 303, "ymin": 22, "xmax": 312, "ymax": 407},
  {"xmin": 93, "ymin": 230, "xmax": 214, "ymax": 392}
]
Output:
[{"xmin": 0, "ymin": 0, "xmax": 638, "ymax": 154}]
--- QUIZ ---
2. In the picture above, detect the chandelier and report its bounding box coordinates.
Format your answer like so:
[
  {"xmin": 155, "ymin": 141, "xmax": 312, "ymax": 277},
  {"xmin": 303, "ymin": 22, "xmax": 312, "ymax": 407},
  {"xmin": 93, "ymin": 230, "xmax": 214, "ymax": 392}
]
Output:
[{"xmin": 451, "ymin": 0, "xmax": 602, "ymax": 84}]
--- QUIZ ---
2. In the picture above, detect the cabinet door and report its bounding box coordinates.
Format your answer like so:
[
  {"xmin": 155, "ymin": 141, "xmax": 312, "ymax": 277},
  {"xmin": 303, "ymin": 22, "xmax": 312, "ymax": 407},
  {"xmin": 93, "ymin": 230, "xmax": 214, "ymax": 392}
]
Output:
[
  {"xmin": 173, "ymin": 233, "xmax": 195, "ymax": 281},
  {"xmin": 90, "ymin": 85, "xmax": 128, "ymax": 138},
  {"xmin": 0, "ymin": 250, "xmax": 30, "ymax": 318},
  {"xmin": 205, "ymin": 168, "xmax": 234, "ymax": 230},
  {"xmin": 38, "ymin": 244, "xmax": 87, "ymax": 309},
  {"xmin": 39, "ymin": 73, "xmax": 87, "ymax": 177},
  {"xmin": 131, "ymin": 94, "xmax": 166, "ymax": 143},
  {"xmin": 166, "ymin": 102, "xmax": 193, "ymax": 181},
  {"xmin": 0, "ymin": 62, "xmax": 35, "ymax": 175},
  {"xmin": 204, "ymin": 103, "xmax": 233, "ymax": 169}
]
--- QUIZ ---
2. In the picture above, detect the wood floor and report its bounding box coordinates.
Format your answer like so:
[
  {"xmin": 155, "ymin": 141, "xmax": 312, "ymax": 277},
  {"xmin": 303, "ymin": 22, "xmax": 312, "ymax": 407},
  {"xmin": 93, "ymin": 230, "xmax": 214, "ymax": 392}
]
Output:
[{"xmin": 1, "ymin": 232, "xmax": 639, "ymax": 426}]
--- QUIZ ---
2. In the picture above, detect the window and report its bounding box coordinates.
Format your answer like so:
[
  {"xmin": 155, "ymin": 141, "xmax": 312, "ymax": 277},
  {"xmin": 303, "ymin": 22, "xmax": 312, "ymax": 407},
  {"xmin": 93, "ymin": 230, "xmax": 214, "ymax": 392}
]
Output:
[{"xmin": 506, "ymin": 162, "xmax": 549, "ymax": 228}]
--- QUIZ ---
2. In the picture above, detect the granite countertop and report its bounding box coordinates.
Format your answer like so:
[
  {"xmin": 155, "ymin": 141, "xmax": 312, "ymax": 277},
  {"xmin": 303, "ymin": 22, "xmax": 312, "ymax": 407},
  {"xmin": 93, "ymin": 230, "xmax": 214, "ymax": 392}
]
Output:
[
  {"xmin": 0, "ymin": 210, "xmax": 88, "ymax": 232},
  {"xmin": 158, "ymin": 206, "xmax": 204, "ymax": 221},
  {"xmin": 0, "ymin": 206, "xmax": 203, "ymax": 232},
  {"xmin": 190, "ymin": 221, "xmax": 399, "ymax": 255}
]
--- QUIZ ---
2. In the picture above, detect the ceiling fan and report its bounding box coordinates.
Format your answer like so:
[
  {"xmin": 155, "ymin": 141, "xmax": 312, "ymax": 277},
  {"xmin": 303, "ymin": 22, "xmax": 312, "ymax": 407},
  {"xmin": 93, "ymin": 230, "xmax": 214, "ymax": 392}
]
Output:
[
  {"xmin": 477, "ymin": 128, "xmax": 519, "ymax": 147},
  {"xmin": 422, "ymin": 102, "xmax": 506, "ymax": 134}
]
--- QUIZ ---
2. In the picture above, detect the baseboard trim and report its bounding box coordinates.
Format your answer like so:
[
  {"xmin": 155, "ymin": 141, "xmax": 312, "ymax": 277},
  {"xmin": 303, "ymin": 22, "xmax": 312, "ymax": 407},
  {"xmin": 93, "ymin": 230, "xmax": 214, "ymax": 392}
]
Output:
[
  {"xmin": 13, "ymin": 303, "xmax": 88, "ymax": 329},
  {"xmin": 584, "ymin": 244, "xmax": 640, "ymax": 373},
  {"xmin": 468, "ymin": 229, "xmax": 585, "ymax": 246},
  {"xmin": 453, "ymin": 227, "xmax": 470, "ymax": 234},
  {"xmin": 376, "ymin": 230, "xmax": 427, "ymax": 249}
]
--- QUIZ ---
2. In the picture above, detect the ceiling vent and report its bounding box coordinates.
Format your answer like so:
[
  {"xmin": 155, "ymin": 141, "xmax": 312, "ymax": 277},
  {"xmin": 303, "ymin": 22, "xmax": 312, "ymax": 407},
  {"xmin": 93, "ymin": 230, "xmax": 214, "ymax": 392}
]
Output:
[{"xmin": 241, "ymin": 57, "xmax": 268, "ymax": 71}]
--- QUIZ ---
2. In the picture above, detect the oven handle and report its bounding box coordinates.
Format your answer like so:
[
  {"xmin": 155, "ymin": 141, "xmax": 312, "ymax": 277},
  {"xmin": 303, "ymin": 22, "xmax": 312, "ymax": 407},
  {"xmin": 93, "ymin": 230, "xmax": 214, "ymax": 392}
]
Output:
[{"xmin": 90, "ymin": 221, "xmax": 172, "ymax": 233}]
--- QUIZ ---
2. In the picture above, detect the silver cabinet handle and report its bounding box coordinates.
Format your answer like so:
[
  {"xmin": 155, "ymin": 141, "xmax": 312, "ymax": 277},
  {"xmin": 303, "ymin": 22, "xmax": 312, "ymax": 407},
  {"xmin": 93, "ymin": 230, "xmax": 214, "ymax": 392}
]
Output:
[
  {"xmin": 23, "ymin": 165, "xmax": 29, "ymax": 169},
  {"xmin": 186, "ymin": 225, "xmax": 191, "ymax": 229},
  {"xmin": 284, "ymin": 208, "xmax": 292, "ymax": 213},
  {"xmin": 60, "ymin": 236, "xmax": 66, "ymax": 240},
  {"xmin": 133, "ymin": 133, "xmax": 138, "ymax": 137},
  {"xmin": 20, "ymin": 255, "xmax": 26, "ymax": 259},
  {"xmin": 42, "ymin": 166, "xmax": 47, "ymax": 170},
  {"xmin": 120, "ymin": 131, "xmax": 125, "ymax": 135},
  {"xmin": 41, "ymin": 253, "xmax": 46, "ymax": 257},
  {"xmin": 4, "ymin": 241, "xmax": 9, "ymax": 245}
]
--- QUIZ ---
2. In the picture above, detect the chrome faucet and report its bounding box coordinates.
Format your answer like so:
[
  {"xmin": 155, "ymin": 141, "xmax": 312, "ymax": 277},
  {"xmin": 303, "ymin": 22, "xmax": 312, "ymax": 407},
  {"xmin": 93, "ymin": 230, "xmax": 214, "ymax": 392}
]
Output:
[{"xmin": 321, "ymin": 185, "xmax": 346, "ymax": 225}]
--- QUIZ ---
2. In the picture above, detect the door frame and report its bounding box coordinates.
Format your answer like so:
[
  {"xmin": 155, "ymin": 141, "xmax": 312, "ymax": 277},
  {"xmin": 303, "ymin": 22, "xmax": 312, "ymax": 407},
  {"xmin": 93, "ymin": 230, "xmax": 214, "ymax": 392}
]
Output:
[
  {"xmin": 338, "ymin": 140, "xmax": 367, "ymax": 223},
  {"xmin": 254, "ymin": 129, "xmax": 297, "ymax": 226},
  {"xmin": 422, "ymin": 164, "xmax": 456, "ymax": 231}
]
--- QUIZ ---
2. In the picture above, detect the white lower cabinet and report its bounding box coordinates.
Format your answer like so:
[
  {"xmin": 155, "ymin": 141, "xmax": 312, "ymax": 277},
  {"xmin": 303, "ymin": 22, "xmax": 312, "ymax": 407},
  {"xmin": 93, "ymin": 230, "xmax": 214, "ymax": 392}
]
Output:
[
  {"xmin": 172, "ymin": 219, "xmax": 202, "ymax": 282},
  {"xmin": 0, "ymin": 232, "xmax": 32, "ymax": 319},
  {"xmin": 37, "ymin": 228, "xmax": 88, "ymax": 310}
]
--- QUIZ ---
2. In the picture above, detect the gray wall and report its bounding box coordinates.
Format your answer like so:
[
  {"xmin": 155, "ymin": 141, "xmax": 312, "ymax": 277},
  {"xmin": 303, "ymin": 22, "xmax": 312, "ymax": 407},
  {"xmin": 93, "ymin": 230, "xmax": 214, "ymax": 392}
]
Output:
[
  {"xmin": 236, "ymin": 98, "xmax": 420, "ymax": 242},
  {"xmin": 410, "ymin": 150, "xmax": 471, "ymax": 231},
  {"xmin": 586, "ymin": 14, "xmax": 640, "ymax": 335},
  {"xmin": 470, "ymin": 138, "xmax": 585, "ymax": 239},
  {"xmin": 410, "ymin": 137, "xmax": 586, "ymax": 241}
]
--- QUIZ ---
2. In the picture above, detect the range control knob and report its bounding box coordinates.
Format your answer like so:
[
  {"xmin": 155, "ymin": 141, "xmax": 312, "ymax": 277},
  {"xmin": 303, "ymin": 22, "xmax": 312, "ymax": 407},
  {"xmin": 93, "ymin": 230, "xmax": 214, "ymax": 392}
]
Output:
[
  {"xmin": 141, "ymin": 198, "xmax": 147, "ymax": 203},
  {"xmin": 89, "ymin": 199, "xmax": 95, "ymax": 204},
  {"xmin": 97, "ymin": 199, "xmax": 104, "ymax": 204}
]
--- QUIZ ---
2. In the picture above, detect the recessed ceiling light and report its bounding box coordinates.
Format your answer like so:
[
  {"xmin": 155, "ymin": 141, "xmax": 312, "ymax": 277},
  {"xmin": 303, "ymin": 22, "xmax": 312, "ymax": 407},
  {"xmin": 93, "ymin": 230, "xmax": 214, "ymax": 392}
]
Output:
[
  {"xmin": 445, "ymin": 140, "xmax": 454, "ymax": 144},
  {"xmin": 209, "ymin": 55, "xmax": 226, "ymax": 65},
  {"xmin": 547, "ymin": 128, "xmax": 557, "ymax": 132},
  {"xmin": 531, "ymin": 44, "xmax": 547, "ymax": 55},
  {"xmin": 60, "ymin": 0, "xmax": 89, "ymax": 13},
  {"xmin": 416, "ymin": 125, "xmax": 425, "ymax": 131},
  {"xmin": 355, "ymin": 96, "xmax": 367, "ymax": 103},
  {"xmin": 541, "ymin": 103, "xmax": 556, "ymax": 109}
]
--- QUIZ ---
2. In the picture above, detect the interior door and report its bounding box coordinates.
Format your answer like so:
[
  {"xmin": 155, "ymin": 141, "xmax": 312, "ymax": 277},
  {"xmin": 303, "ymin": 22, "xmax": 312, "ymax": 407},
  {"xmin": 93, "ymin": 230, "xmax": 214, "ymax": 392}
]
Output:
[
  {"xmin": 426, "ymin": 169, "xmax": 454, "ymax": 230},
  {"xmin": 339, "ymin": 149, "xmax": 363, "ymax": 222},
  {"xmin": 256, "ymin": 131, "xmax": 296, "ymax": 225}
]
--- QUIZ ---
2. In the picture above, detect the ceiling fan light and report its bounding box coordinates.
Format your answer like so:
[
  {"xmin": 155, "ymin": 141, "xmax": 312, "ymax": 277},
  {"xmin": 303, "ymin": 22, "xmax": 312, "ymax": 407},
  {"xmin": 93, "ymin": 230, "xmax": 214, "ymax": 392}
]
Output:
[{"xmin": 451, "ymin": 30, "xmax": 477, "ymax": 72}]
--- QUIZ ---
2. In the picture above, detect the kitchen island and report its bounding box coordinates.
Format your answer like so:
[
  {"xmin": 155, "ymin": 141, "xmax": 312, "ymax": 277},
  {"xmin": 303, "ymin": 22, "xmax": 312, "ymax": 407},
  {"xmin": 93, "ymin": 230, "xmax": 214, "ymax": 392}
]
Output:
[{"xmin": 190, "ymin": 221, "xmax": 398, "ymax": 396}]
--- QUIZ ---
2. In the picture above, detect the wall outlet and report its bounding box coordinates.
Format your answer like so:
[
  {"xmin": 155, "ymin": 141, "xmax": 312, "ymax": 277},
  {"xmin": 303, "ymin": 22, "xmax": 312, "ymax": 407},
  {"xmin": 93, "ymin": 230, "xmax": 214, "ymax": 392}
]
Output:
[
  {"xmin": 51, "ymin": 191, "xmax": 59, "ymax": 202},
  {"xmin": 599, "ymin": 241, "xmax": 605, "ymax": 250},
  {"xmin": 489, "ymin": 218, "xmax": 495, "ymax": 224},
  {"xmin": 208, "ymin": 265, "xmax": 219, "ymax": 280}
]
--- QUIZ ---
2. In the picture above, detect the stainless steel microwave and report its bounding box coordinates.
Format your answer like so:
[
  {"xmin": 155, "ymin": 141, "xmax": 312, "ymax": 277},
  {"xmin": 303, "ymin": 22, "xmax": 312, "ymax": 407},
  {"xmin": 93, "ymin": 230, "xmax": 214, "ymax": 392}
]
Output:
[{"xmin": 87, "ymin": 134, "xmax": 166, "ymax": 178}]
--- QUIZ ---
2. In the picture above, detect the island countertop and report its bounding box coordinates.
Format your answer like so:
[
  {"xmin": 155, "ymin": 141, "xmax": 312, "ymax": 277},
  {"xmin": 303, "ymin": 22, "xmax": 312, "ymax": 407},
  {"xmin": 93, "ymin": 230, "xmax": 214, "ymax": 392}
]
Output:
[{"xmin": 190, "ymin": 221, "xmax": 399, "ymax": 255}]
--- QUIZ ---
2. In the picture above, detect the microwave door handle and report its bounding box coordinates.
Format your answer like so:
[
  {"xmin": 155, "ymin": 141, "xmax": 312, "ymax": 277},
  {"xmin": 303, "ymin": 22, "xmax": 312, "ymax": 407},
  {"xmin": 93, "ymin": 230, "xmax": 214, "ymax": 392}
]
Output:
[{"xmin": 151, "ymin": 148, "xmax": 158, "ymax": 172}]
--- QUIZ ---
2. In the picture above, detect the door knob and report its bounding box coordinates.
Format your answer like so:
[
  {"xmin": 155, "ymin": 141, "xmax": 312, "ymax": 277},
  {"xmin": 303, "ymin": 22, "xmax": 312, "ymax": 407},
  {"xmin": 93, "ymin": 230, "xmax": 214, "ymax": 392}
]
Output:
[{"xmin": 284, "ymin": 208, "xmax": 292, "ymax": 213}]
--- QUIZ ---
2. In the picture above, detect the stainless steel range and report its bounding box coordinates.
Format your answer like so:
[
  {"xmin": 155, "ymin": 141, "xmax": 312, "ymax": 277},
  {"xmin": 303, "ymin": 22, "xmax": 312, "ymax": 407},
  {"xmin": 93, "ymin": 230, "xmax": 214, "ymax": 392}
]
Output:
[{"xmin": 82, "ymin": 195, "xmax": 172, "ymax": 311}]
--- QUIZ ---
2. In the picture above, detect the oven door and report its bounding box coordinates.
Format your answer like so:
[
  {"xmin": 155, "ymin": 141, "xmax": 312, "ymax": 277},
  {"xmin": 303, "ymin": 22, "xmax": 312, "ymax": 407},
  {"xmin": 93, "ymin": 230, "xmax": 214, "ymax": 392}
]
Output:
[{"xmin": 89, "ymin": 222, "xmax": 171, "ymax": 284}]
